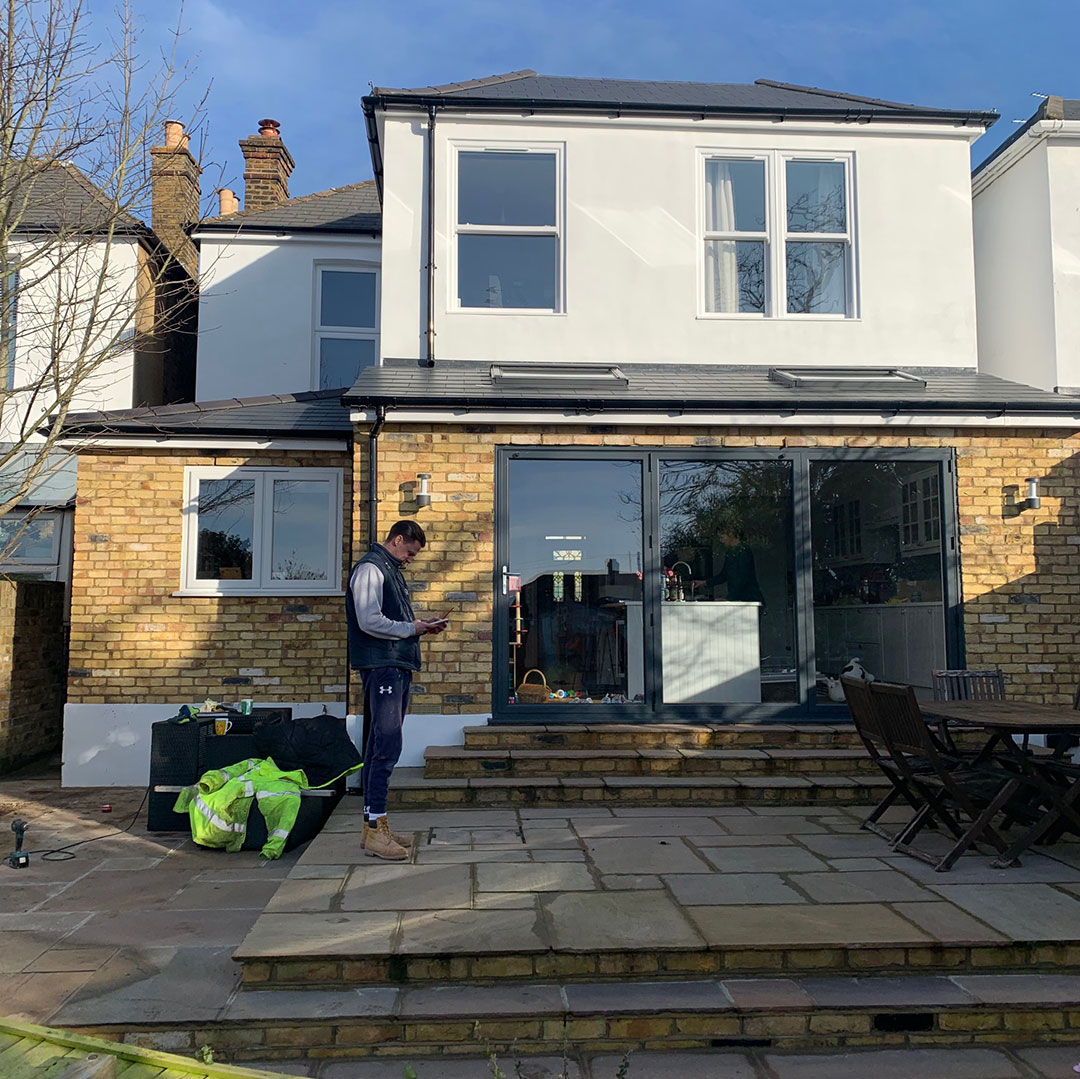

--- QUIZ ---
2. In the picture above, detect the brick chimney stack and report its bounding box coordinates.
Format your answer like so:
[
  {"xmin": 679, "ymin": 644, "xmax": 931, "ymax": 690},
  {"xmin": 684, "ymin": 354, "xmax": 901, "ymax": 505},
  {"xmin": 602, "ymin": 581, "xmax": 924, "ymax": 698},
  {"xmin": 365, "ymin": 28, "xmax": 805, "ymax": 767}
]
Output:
[
  {"xmin": 150, "ymin": 119, "xmax": 201, "ymax": 278},
  {"xmin": 238, "ymin": 118, "xmax": 294, "ymax": 213}
]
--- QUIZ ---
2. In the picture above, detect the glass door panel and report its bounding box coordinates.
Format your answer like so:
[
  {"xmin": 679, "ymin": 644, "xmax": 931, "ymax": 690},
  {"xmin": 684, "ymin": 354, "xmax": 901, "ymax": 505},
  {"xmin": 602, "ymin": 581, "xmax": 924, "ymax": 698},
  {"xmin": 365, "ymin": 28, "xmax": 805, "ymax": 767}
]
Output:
[
  {"xmin": 506, "ymin": 459, "xmax": 644, "ymax": 705},
  {"xmin": 809, "ymin": 461, "xmax": 946, "ymax": 696},
  {"xmin": 659, "ymin": 460, "xmax": 796, "ymax": 704}
]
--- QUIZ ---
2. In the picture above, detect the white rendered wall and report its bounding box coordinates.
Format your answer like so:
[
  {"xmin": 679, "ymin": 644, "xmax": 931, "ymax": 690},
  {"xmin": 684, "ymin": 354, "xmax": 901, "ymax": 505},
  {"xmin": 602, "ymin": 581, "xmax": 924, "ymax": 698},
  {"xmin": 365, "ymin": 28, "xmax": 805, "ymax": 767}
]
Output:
[
  {"xmin": 1047, "ymin": 138, "xmax": 1080, "ymax": 391},
  {"xmin": 973, "ymin": 144, "xmax": 1057, "ymax": 390},
  {"xmin": 62, "ymin": 701, "xmax": 477, "ymax": 786},
  {"xmin": 380, "ymin": 113, "xmax": 982, "ymax": 369},
  {"xmin": 1, "ymin": 238, "xmax": 139, "ymax": 444},
  {"xmin": 195, "ymin": 233, "xmax": 381, "ymax": 400}
]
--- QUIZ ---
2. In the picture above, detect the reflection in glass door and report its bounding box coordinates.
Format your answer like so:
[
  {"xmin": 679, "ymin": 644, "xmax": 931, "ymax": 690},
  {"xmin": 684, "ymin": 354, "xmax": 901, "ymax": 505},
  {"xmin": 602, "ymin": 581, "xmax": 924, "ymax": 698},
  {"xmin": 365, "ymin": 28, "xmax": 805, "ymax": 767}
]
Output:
[
  {"xmin": 659, "ymin": 460, "xmax": 796, "ymax": 703},
  {"xmin": 810, "ymin": 461, "xmax": 947, "ymax": 695},
  {"xmin": 506, "ymin": 459, "xmax": 644, "ymax": 706}
]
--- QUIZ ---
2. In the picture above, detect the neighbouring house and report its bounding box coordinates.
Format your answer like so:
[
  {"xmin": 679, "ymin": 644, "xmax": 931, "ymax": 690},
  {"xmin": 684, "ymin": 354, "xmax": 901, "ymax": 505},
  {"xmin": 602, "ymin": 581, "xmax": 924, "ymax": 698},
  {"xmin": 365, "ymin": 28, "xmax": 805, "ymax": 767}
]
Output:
[
  {"xmin": 58, "ymin": 73, "xmax": 1080, "ymax": 787},
  {"xmin": 1, "ymin": 125, "xmax": 200, "ymax": 589},
  {"xmin": 972, "ymin": 95, "xmax": 1080, "ymax": 394}
]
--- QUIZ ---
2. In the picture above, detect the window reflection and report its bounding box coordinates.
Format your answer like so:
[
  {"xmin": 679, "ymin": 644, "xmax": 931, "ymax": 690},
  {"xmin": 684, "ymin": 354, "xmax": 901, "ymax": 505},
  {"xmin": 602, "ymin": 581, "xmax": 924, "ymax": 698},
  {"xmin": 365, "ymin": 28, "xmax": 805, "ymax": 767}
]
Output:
[
  {"xmin": 659, "ymin": 461, "xmax": 796, "ymax": 703},
  {"xmin": 810, "ymin": 461, "xmax": 946, "ymax": 694}
]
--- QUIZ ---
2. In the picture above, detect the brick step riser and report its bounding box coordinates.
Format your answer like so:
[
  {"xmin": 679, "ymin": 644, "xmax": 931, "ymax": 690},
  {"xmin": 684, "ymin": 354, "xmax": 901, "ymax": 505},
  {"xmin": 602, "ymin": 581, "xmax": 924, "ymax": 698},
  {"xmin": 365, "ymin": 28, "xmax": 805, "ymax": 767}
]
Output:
[
  {"xmin": 81, "ymin": 1010, "xmax": 1080, "ymax": 1065},
  {"xmin": 390, "ymin": 783, "xmax": 880, "ymax": 810},
  {"xmin": 242, "ymin": 942, "xmax": 1080, "ymax": 989},
  {"xmin": 465, "ymin": 733, "xmax": 868, "ymax": 751},
  {"xmin": 424, "ymin": 758, "xmax": 881, "ymax": 780}
]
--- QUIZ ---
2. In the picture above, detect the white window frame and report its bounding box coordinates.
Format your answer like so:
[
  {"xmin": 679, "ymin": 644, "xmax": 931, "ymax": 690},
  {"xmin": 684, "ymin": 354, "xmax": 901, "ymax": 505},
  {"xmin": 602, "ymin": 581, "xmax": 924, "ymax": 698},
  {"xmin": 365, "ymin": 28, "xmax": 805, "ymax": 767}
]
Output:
[
  {"xmin": 449, "ymin": 140, "xmax": 565, "ymax": 315},
  {"xmin": 900, "ymin": 468, "xmax": 942, "ymax": 552},
  {"xmin": 180, "ymin": 466, "xmax": 343, "ymax": 596},
  {"xmin": 312, "ymin": 262, "xmax": 380, "ymax": 391},
  {"xmin": 0, "ymin": 507, "xmax": 62, "ymax": 567},
  {"xmin": 698, "ymin": 149, "xmax": 856, "ymax": 320}
]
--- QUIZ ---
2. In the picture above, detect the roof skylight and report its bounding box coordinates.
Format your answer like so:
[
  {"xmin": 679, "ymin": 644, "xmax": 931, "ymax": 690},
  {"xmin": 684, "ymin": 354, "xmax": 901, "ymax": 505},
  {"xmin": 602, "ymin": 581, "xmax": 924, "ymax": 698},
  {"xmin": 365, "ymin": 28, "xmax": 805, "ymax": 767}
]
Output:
[{"xmin": 769, "ymin": 367, "xmax": 927, "ymax": 389}]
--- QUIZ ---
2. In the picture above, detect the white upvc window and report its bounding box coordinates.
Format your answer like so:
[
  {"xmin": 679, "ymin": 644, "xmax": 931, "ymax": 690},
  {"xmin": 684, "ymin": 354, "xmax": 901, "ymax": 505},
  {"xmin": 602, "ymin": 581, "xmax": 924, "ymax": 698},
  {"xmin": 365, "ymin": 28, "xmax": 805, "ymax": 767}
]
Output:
[
  {"xmin": 0, "ymin": 508, "xmax": 61, "ymax": 565},
  {"xmin": 314, "ymin": 264, "xmax": 379, "ymax": 390},
  {"xmin": 181, "ymin": 466, "xmax": 343, "ymax": 595},
  {"xmin": 701, "ymin": 151, "xmax": 855, "ymax": 318},
  {"xmin": 453, "ymin": 143, "xmax": 563, "ymax": 312}
]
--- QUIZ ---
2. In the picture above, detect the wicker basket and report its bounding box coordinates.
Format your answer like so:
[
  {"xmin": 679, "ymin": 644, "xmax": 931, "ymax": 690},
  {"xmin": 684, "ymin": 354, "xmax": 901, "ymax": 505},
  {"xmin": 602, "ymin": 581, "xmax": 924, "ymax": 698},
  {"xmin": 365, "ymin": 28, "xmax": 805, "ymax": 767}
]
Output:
[{"xmin": 516, "ymin": 669, "xmax": 550, "ymax": 703}]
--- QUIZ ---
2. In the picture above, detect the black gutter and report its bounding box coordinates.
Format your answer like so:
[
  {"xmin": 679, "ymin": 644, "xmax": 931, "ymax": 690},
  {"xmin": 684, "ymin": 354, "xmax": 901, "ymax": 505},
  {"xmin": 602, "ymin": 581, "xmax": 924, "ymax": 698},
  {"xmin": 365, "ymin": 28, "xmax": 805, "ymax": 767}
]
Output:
[
  {"xmin": 367, "ymin": 404, "xmax": 386, "ymax": 544},
  {"xmin": 363, "ymin": 93, "xmax": 997, "ymax": 128},
  {"xmin": 363, "ymin": 97, "xmax": 385, "ymax": 201},
  {"xmin": 194, "ymin": 224, "xmax": 381, "ymax": 237},
  {"xmin": 341, "ymin": 393, "xmax": 1080, "ymax": 416}
]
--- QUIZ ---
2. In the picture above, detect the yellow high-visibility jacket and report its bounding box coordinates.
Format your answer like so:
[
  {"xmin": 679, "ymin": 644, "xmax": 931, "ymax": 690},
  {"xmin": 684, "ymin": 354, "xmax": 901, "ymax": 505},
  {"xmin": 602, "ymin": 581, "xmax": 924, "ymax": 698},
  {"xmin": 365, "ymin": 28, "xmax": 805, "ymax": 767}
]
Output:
[{"xmin": 173, "ymin": 757, "xmax": 307, "ymax": 859}]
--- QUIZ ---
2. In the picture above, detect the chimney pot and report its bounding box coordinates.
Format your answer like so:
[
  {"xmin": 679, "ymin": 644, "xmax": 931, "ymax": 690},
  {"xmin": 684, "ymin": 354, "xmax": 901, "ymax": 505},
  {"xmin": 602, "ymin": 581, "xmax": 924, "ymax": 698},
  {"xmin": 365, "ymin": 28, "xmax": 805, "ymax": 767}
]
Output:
[
  {"xmin": 258, "ymin": 118, "xmax": 281, "ymax": 138},
  {"xmin": 217, "ymin": 188, "xmax": 239, "ymax": 215},
  {"xmin": 163, "ymin": 119, "xmax": 186, "ymax": 149}
]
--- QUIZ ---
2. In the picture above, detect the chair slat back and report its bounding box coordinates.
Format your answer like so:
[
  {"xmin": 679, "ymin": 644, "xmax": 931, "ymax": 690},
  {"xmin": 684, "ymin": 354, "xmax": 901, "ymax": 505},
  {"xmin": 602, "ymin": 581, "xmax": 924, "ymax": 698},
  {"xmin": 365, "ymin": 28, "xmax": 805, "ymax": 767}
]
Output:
[
  {"xmin": 870, "ymin": 680, "xmax": 940, "ymax": 761},
  {"xmin": 932, "ymin": 669, "xmax": 1006, "ymax": 702},
  {"xmin": 841, "ymin": 677, "xmax": 887, "ymax": 756}
]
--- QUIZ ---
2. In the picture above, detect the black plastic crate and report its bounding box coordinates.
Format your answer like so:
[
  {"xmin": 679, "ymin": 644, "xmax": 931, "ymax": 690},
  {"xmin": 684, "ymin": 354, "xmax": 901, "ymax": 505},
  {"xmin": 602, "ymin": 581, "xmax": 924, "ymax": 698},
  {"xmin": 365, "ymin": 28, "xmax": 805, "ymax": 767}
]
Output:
[{"xmin": 147, "ymin": 716, "xmax": 215, "ymax": 831}]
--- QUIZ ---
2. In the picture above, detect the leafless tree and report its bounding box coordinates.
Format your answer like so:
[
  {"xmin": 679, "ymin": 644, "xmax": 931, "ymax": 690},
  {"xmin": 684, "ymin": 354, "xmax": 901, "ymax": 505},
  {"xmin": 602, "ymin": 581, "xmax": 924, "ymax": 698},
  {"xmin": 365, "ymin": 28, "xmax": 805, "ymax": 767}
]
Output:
[{"xmin": 0, "ymin": 0, "xmax": 206, "ymax": 545}]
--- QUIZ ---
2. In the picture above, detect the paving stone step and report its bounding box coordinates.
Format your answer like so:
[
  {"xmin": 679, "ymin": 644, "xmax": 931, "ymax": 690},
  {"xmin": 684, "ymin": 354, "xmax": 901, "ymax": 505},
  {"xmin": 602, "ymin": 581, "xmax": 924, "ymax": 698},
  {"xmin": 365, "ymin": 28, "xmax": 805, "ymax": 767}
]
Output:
[
  {"xmin": 424, "ymin": 745, "xmax": 880, "ymax": 780},
  {"xmin": 77, "ymin": 973, "xmax": 1080, "ymax": 1065},
  {"xmin": 463, "ymin": 723, "xmax": 871, "ymax": 751},
  {"xmin": 389, "ymin": 766, "xmax": 892, "ymax": 809}
]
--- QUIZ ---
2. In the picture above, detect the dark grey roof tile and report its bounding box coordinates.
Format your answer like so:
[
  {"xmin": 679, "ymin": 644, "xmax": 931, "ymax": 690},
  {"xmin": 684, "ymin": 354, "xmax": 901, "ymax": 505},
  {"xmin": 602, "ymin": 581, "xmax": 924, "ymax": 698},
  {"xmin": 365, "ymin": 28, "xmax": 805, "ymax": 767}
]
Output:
[
  {"xmin": 8, "ymin": 161, "xmax": 147, "ymax": 234},
  {"xmin": 199, "ymin": 180, "xmax": 380, "ymax": 234}
]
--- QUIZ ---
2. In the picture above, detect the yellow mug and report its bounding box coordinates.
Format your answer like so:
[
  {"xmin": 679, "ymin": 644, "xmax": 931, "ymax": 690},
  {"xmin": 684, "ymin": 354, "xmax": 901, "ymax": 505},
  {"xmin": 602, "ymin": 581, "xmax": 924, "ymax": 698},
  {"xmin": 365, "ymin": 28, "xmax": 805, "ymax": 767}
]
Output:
[{"xmin": 214, "ymin": 717, "xmax": 233, "ymax": 736}]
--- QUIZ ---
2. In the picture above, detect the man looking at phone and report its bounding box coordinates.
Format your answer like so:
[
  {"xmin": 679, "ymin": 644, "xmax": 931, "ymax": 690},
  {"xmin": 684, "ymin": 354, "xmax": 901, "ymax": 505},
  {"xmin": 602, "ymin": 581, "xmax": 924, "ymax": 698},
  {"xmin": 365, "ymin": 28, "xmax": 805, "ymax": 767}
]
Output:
[{"xmin": 346, "ymin": 520, "xmax": 446, "ymax": 860}]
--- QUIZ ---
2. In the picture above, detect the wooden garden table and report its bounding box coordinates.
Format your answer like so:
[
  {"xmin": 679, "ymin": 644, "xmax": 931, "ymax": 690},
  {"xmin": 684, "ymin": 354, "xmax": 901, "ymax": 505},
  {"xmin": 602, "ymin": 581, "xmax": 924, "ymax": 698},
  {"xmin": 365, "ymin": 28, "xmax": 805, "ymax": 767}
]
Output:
[{"xmin": 921, "ymin": 699, "xmax": 1080, "ymax": 866}]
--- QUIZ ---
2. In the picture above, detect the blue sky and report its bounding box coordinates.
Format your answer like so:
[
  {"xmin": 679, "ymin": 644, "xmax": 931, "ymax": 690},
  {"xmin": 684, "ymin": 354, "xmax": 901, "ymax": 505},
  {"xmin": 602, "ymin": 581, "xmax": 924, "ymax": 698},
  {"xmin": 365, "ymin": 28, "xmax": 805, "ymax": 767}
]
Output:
[{"xmin": 126, "ymin": 0, "xmax": 1079, "ymax": 203}]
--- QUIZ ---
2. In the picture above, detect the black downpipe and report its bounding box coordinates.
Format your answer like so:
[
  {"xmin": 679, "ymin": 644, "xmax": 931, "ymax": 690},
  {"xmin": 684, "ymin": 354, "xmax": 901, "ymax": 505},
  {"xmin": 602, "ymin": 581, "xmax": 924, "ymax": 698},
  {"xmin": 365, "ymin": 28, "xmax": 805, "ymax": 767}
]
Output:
[
  {"xmin": 425, "ymin": 106, "xmax": 437, "ymax": 368},
  {"xmin": 368, "ymin": 404, "xmax": 386, "ymax": 543}
]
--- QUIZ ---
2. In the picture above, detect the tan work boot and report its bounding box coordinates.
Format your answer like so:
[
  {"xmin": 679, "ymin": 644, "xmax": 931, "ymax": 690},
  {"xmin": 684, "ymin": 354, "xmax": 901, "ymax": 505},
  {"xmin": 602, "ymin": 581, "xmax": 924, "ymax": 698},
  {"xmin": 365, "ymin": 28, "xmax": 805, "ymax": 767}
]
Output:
[
  {"xmin": 361, "ymin": 818, "xmax": 413, "ymax": 848},
  {"xmin": 363, "ymin": 816, "xmax": 408, "ymax": 861}
]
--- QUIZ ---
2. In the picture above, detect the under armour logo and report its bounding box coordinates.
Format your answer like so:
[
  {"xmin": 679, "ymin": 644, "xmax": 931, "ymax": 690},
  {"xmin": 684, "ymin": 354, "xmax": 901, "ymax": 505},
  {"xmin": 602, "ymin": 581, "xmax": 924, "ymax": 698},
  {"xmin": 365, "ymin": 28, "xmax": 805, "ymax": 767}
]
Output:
[{"xmin": 379, "ymin": 685, "xmax": 393, "ymax": 695}]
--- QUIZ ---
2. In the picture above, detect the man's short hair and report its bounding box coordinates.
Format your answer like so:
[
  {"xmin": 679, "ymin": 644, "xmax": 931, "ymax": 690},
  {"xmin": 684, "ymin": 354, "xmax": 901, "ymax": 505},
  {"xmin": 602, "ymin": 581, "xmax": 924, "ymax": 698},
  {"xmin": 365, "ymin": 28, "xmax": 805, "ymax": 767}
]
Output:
[{"xmin": 387, "ymin": 520, "xmax": 426, "ymax": 547}]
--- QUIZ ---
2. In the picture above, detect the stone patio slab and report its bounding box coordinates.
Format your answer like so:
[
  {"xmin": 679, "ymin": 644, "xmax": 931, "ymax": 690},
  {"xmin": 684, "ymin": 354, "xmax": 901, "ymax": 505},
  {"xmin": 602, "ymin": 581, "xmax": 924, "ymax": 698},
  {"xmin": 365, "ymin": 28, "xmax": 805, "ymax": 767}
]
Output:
[
  {"xmin": 34, "ymin": 869, "xmax": 193, "ymax": 911},
  {"xmin": 419, "ymin": 848, "xmax": 532, "ymax": 863},
  {"xmin": 531, "ymin": 848, "xmax": 586, "ymax": 862},
  {"xmin": 721, "ymin": 978, "xmax": 814, "ymax": 1011},
  {"xmin": 699, "ymin": 846, "xmax": 830, "ymax": 874},
  {"xmin": 797, "ymin": 833, "xmax": 896, "ymax": 858},
  {"xmin": 235, "ymin": 912, "xmax": 399, "ymax": 958},
  {"xmin": 565, "ymin": 979, "xmax": 731, "ymax": 1015},
  {"xmin": 397, "ymin": 908, "xmax": 548, "ymax": 955},
  {"xmin": 321, "ymin": 1058, "xmax": 582, "ymax": 1079},
  {"xmin": 64, "ymin": 907, "xmax": 259, "ymax": 949},
  {"xmin": 788, "ymin": 869, "xmax": 938, "ymax": 904},
  {"xmin": 687, "ymin": 903, "xmax": 931, "ymax": 948},
  {"xmin": 397, "ymin": 983, "xmax": 564, "ymax": 1019},
  {"xmin": 477, "ymin": 862, "xmax": 595, "ymax": 892},
  {"xmin": 929, "ymin": 883, "xmax": 1080, "ymax": 939},
  {"xmin": 585, "ymin": 837, "xmax": 712, "ymax": 875},
  {"xmin": 1014, "ymin": 1045, "xmax": 1080, "ymax": 1079},
  {"xmin": 601, "ymin": 874, "xmax": 661, "ymax": 889},
  {"xmin": 954, "ymin": 972, "xmax": 1080, "ymax": 1004},
  {"xmin": 575, "ymin": 817, "xmax": 726, "ymax": 837},
  {"xmin": 764, "ymin": 1046, "xmax": 1021, "ymax": 1079},
  {"xmin": 891, "ymin": 901, "xmax": 1006, "ymax": 943},
  {"xmin": 718, "ymin": 816, "xmax": 826, "ymax": 835},
  {"xmin": 473, "ymin": 892, "xmax": 538, "ymax": 909},
  {"xmin": 3, "ymin": 971, "xmax": 96, "ymax": 1023},
  {"xmin": 665, "ymin": 872, "xmax": 806, "ymax": 906},
  {"xmin": 546, "ymin": 890, "xmax": 704, "ymax": 950},
  {"xmin": 170, "ymin": 878, "xmax": 282, "ymax": 910},
  {"xmin": 343, "ymin": 864, "xmax": 473, "ymax": 911},
  {"xmin": 224, "ymin": 986, "xmax": 399, "ymax": 1020},
  {"xmin": 799, "ymin": 975, "xmax": 974, "ymax": 1008},
  {"xmin": 263, "ymin": 877, "xmax": 343, "ymax": 913},
  {"xmin": 588, "ymin": 1052, "xmax": 754, "ymax": 1079},
  {"xmin": 885, "ymin": 852, "xmax": 1080, "ymax": 885}
]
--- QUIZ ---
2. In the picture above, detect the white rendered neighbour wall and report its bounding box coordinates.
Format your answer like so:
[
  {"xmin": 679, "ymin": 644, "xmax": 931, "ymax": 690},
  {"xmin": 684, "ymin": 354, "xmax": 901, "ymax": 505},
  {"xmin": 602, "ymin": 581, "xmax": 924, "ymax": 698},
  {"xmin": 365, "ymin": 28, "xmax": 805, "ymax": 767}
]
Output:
[
  {"xmin": 1, "ymin": 238, "xmax": 140, "ymax": 444},
  {"xmin": 973, "ymin": 144, "xmax": 1057, "ymax": 390},
  {"xmin": 195, "ymin": 233, "xmax": 381, "ymax": 400},
  {"xmin": 379, "ymin": 114, "xmax": 982, "ymax": 368},
  {"xmin": 1047, "ymin": 138, "xmax": 1080, "ymax": 391}
]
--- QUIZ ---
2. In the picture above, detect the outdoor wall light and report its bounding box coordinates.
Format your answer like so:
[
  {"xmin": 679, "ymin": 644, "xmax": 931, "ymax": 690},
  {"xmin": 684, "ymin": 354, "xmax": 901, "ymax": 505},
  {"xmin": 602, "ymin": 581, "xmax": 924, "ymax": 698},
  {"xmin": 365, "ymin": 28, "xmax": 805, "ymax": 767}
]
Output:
[
  {"xmin": 416, "ymin": 473, "xmax": 432, "ymax": 509},
  {"xmin": 1022, "ymin": 477, "xmax": 1041, "ymax": 512}
]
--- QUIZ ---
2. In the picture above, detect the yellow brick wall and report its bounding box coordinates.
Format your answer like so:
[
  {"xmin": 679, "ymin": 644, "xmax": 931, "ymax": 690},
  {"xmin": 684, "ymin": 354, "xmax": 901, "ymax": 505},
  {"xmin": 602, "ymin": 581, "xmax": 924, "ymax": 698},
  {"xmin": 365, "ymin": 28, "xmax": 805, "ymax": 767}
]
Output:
[
  {"xmin": 68, "ymin": 449, "xmax": 352, "ymax": 705},
  {"xmin": 357, "ymin": 423, "xmax": 1080, "ymax": 714}
]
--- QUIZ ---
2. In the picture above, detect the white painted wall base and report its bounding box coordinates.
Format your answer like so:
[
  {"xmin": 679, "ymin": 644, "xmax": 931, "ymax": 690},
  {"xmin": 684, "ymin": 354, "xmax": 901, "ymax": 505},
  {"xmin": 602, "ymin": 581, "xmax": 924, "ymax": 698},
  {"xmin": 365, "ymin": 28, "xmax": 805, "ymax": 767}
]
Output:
[{"xmin": 62, "ymin": 703, "xmax": 488, "ymax": 787}]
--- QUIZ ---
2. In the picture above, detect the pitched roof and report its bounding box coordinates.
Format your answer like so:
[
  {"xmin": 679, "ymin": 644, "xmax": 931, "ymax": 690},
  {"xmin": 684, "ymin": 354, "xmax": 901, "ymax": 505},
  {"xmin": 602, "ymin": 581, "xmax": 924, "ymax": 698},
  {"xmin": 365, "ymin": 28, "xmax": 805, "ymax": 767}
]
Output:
[
  {"xmin": 55, "ymin": 389, "xmax": 351, "ymax": 440},
  {"xmin": 973, "ymin": 94, "xmax": 1080, "ymax": 177},
  {"xmin": 343, "ymin": 360, "xmax": 1080, "ymax": 418},
  {"xmin": 369, "ymin": 71, "xmax": 997, "ymax": 125},
  {"xmin": 7, "ymin": 161, "xmax": 148, "ymax": 235},
  {"xmin": 198, "ymin": 180, "xmax": 380, "ymax": 235}
]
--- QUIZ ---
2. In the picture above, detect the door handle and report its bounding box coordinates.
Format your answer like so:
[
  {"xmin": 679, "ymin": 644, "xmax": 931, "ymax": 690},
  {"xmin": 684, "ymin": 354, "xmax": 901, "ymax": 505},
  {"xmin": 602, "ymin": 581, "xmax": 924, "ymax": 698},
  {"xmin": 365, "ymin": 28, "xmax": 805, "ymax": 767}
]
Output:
[{"xmin": 501, "ymin": 565, "xmax": 509, "ymax": 596}]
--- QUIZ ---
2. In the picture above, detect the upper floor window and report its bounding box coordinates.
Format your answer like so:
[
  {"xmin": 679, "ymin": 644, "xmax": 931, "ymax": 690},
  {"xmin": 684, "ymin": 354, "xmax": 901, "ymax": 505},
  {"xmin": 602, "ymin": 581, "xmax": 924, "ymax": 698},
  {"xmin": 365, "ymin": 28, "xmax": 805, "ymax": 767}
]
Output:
[
  {"xmin": 703, "ymin": 153, "xmax": 854, "ymax": 318},
  {"xmin": 315, "ymin": 266, "xmax": 378, "ymax": 389},
  {"xmin": 181, "ymin": 466, "xmax": 343, "ymax": 595},
  {"xmin": 455, "ymin": 147, "xmax": 561, "ymax": 311}
]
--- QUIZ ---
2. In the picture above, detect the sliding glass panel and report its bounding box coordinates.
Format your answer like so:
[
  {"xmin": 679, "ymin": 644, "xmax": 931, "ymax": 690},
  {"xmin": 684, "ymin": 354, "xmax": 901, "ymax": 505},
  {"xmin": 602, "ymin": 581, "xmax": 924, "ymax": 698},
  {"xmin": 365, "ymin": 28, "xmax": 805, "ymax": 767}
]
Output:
[
  {"xmin": 507, "ymin": 459, "xmax": 644, "ymax": 705},
  {"xmin": 659, "ymin": 460, "xmax": 796, "ymax": 704},
  {"xmin": 810, "ymin": 461, "xmax": 946, "ymax": 696}
]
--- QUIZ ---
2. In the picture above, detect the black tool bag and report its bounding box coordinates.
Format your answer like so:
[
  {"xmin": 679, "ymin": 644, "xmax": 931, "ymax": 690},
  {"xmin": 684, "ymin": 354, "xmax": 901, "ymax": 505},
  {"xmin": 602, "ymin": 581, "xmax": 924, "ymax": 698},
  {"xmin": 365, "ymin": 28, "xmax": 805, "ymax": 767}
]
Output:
[{"xmin": 253, "ymin": 713, "xmax": 361, "ymax": 787}]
